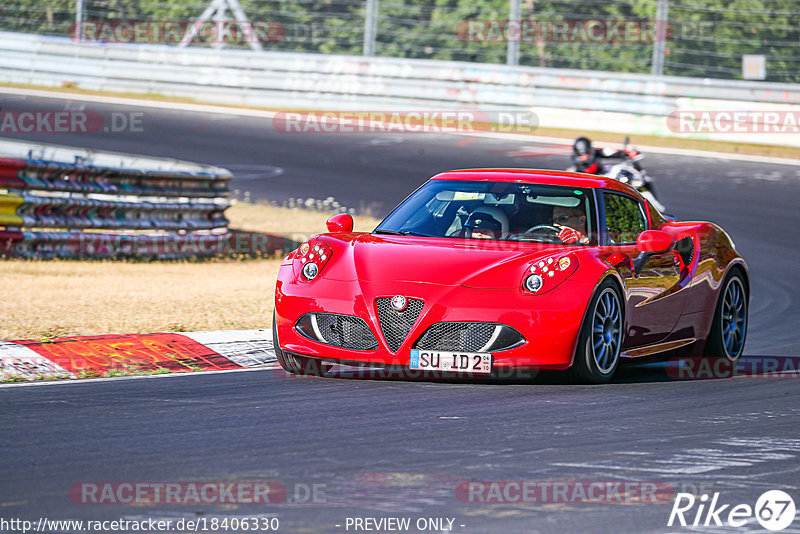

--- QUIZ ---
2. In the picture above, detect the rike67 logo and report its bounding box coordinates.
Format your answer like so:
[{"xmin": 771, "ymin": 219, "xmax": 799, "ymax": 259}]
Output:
[{"xmin": 668, "ymin": 490, "xmax": 796, "ymax": 531}]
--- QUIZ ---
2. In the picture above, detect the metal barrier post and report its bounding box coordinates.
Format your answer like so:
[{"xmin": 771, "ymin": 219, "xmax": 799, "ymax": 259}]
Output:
[
  {"xmin": 74, "ymin": 0, "xmax": 83, "ymax": 41},
  {"xmin": 363, "ymin": 0, "xmax": 378, "ymax": 57},
  {"xmin": 651, "ymin": 0, "xmax": 669, "ymax": 76},
  {"xmin": 507, "ymin": 0, "xmax": 521, "ymax": 66}
]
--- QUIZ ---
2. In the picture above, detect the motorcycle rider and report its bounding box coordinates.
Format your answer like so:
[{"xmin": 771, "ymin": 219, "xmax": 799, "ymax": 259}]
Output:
[{"xmin": 567, "ymin": 137, "xmax": 631, "ymax": 175}]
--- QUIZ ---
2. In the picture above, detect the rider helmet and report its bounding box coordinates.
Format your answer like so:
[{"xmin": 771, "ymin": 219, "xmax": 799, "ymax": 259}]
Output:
[
  {"xmin": 573, "ymin": 137, "xmax": 592, "ymax": 156},
  {"xmin": 573, "ymin": 137, "xmax": 595, "ymax": 164}
]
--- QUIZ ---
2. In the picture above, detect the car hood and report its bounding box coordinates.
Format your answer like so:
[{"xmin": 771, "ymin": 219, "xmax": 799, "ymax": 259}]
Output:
[{"xmin": 321, "ymin": 233, "xmax": 576, "ymax": 289}]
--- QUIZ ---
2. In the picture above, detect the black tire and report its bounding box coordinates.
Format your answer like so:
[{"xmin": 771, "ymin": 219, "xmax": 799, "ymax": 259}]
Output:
[
  {"xmin": 566, "ymin": 279, "xmax": 624, "ymax": 384},
  {"xmin": 703, "ymin": 271, "xmax": 748, "ymax": 362},
  {"xmin": 272, "ymin": 312, "xmax": 332, "ymax": 376}
]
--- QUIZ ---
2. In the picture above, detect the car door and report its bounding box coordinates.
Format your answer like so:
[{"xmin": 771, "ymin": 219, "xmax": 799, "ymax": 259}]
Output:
[{"xmin": 602, "ymin": 192, "xmax": 683, "ymax": 348}]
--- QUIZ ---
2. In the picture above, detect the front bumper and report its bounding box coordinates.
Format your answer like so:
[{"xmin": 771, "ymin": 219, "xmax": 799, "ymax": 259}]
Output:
[{"xmin": 275, "ymin": 274, "xmax": 595, "ymax": 371}]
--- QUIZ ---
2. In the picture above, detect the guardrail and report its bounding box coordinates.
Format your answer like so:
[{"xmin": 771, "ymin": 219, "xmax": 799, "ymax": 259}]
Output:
[
  {"xmin": 0, "ymin": 138, "xmax": 235, "ymax": 259},
  {"xmin": 0, "ymin": 31, "xmax": 799, "ymax": 147}
]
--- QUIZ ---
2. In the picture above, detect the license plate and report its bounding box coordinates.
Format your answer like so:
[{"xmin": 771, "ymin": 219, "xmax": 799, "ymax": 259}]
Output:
[{"xmin": 409, "ymin": 350, "xmax": 492, "ymax": 374}]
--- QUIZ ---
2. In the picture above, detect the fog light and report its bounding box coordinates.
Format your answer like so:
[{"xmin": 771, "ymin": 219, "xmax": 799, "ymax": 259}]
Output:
[
  {"xmin": 525, "ymin": 274, "xmax": 543, "ymax": 292},
  {"xmin": 302, "ymin": 262, "xmax": 319, "ymax": 280}
]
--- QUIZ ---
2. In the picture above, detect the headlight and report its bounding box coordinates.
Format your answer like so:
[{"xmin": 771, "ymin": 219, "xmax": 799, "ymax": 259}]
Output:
[
  {"xmin": 525, "ymin": 274, "xmax": 543, "ymax": 292},
  {"xmin": 302, "ymin": 262, "xmax": 318, "ymax": 280},
  {"xmin": 522, "ymin": 253, "xmax": 579, "ymax": 295},
  {"xmin": 295, "ymin": 239, "xmax": 333, "ymax": 281}
]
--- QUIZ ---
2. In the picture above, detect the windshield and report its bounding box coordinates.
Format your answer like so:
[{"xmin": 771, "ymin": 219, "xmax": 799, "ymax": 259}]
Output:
[{"xmin": 376, "ymin": 180, "xmax": 596, "ymax": 245}]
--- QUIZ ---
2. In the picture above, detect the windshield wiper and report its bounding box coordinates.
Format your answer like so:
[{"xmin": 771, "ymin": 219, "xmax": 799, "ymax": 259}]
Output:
[
  {"xmin": 374, "ymin": 229, "xmax": 431, "ymax": 237},
  {"xmin": 373, "ymin": 229, "xmax": 405, "ymax": 235}
]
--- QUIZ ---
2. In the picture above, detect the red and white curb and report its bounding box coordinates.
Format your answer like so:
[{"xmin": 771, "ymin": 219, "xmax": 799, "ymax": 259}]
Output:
[
  {"xmin": 181, "ymin": 329, "xmax": 276, "ymax": 368},
  {"xmin": 0, "ymin": 330, "xmax": 277, "ymax": 381}
]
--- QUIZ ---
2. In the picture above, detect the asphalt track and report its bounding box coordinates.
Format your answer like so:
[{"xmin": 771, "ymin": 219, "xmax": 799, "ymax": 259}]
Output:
[{"xmin": 1, "ymin": 91, "xmax": 800, "ymax": 533}]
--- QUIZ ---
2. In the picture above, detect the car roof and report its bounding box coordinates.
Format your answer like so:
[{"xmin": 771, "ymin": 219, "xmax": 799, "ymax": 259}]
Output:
[{"xmin": 430, "ymin": 168, "xmax": 640, "ymax": 196}]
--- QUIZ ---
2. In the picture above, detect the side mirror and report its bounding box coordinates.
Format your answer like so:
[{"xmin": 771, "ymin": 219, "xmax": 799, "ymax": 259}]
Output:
[
  {"xmin": 636, "ymin": 230, "xmax": 675, "ymax": 254},
  {"xmin": 326, "ymin": 213, "xmax": 354, "ymax": 233},
  {"xmin": 632, "ymin": 230, "xmax": 675, "ymax": 275}
]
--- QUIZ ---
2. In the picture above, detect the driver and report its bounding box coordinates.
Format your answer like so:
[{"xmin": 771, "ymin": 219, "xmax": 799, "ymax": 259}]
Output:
[
  {"xmin": 464, "ymin": 206, "xmax": 508, "ymax": 240},
  {"xmin": 552, "ymin": 205, "xmax": 589, "ymax": 244}
]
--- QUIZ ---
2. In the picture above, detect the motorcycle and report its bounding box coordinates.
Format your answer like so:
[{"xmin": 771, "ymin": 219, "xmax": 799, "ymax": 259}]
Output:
[{"xmin": 599, "ymin": 137, "xmax": 665, "ymax": 213}]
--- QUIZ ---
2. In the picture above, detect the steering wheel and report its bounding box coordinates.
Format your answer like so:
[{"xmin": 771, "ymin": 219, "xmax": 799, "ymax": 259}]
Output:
[{"xmin": 525, "ymin": 224, "xmax": 561, "ymax": 234}]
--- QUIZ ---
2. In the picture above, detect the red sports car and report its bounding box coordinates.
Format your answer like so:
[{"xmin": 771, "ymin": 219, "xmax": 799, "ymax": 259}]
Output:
[{"xmin": 273, "ymin": 169, "xmax": 748, "ymax": 383}]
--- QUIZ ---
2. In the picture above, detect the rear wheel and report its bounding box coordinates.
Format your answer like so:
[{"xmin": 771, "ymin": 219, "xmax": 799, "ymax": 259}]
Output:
[
  {"xmin": 566, "ymin": 280, "xmax": 624, "ymax": 384},
  {"xmin": 273, "ymin": 312, "xmax": 332, "ymax": 376},
  {"xmin": 704, "ymin": 272, "xmax": 748, "ymax": 361}
]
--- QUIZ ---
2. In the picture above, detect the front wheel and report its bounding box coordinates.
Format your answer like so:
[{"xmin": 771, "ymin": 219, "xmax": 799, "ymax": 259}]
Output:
[
  {"xmin": 566, "ymin": 280, "xmax": 624, "ymax": 384},
  {"xmin": 273, "ymin": 312, "xmax": 332, "ymax": 376},
  {"xmin": 704, "ymin": 272, "xmax": 748, "ymax": 361}
]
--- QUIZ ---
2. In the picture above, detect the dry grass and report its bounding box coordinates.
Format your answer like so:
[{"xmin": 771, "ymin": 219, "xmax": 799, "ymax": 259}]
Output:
[
  {"xmin": 0, "ymin": 203, "xmax": 380, "ymax": 340},
  {"xmin": 0, "ymin": 259, "xmax": 280, "ymax": 339},
  {"xmin": 226, "ymin": 201, "xmax": 380, "ymax": 236}
]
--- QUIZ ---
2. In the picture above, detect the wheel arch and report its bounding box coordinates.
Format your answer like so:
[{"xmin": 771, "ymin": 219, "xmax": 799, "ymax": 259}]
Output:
[
  {"xmin": 567, "ymin": 269, "xmax": 627, "ymax": 368},
  {"xmin": 696, "ymin": 259, "xmax": 749, "ymax": 352},
  {"xmin": 702, "ymin": 260, "xmax": 749, "ymax": 361},
  {"xmin": 725, "ymin": 261, "xmax": 750, "ymax": 303}
]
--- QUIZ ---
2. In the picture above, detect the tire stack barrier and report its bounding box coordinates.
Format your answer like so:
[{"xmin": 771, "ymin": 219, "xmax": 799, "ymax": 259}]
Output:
[{"xmin": 0, "ymin": 139, "xmax": 237, "ymax": 259}]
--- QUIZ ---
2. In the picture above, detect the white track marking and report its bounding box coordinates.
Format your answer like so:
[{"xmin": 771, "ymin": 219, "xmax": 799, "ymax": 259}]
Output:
[
  {"xmin": 553, "ymin": 438, "xmax": 800, "ymax": 475},
  {"xmin": 0, "ymin": 365, "xmax": 277, "ymax": 389}
]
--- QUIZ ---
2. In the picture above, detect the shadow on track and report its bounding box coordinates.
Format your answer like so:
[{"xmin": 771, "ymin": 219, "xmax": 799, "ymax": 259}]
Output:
[{"xmin": 269, "ymin": 354, "xmax": 800, "ymax": 386}]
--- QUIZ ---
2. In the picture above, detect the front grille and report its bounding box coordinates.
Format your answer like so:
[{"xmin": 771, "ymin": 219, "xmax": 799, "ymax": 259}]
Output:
[
  {"xmin": 376, "ymin": 297, "xmax": 425, "ymax": 352},
  {"xmin": 298, "ymin": 313, "xmax": 378, "ymax": 350},
  {"xmin": 415, "ymin": 322, "xmax": 506, "ymax": 352}
]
